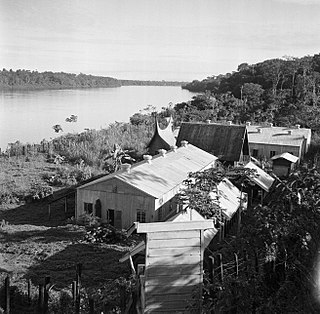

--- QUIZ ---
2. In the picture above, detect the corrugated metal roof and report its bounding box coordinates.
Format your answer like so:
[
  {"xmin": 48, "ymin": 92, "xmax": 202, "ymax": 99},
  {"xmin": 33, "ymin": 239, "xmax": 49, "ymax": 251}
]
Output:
[
  {"xmin": 244, "ymin": 161, "xmax": 275, "ymax": 192},
  {"xmin": 176, "ymin": 122, "xmax": 248, "ymax": 162},
  {"xmin": 209, "ymin": 178, "xmax": 242, "ymax": 220},
  {"xmin": 78, "ymin": 144, "xmax": 218, "ymax": 199},
  {"xmin": 271, "ymin": 152, "xmax": 299, "ymax": 163},
  {"xmin": 247, "ymin": 125, "xmax": 311, "ymax": 147}
]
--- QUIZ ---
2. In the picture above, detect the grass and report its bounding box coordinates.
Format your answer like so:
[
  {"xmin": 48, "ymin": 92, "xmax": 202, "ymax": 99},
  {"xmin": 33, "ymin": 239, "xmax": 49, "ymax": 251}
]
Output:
[{"xmin": 0, "ymin": 154, "xmax": 140, "ymax": 313}]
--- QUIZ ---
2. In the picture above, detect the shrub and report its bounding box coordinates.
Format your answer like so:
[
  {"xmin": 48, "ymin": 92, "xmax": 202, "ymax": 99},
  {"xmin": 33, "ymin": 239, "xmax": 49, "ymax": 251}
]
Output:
[
  {"xmin": 84, "ymin": 224, "xmax": 127, "ymax": 244},
  {"xmin": 28, "ymin": 181, "xmax": 53, "ymax": 201}
]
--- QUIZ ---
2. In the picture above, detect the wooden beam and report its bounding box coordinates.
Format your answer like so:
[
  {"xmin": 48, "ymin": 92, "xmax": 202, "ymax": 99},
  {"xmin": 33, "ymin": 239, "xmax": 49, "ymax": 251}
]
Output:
[{"xmin": 136, "ymin": 220, "xmax": 214, "ymax": 233}]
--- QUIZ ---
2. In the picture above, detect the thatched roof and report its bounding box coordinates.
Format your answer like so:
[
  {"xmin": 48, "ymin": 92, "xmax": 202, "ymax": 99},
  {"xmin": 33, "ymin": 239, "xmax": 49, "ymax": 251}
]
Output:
[{"xmin": 176, "ymin": 122, "xmax": 249, "ymax": 162}]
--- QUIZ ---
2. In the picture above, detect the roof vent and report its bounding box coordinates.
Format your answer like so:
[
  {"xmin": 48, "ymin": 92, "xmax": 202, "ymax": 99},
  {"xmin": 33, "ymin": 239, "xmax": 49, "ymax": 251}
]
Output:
[
  {"xmin": 288, "ymin": 130, "xmax": 292, "ymax": 135},
  {"xmin": 295, "ymin": 124, "xmax": 300, "ymax": 129},
  {"xmin": 246, "ymin": 121, "xmax": 251, "ymax": 126},
  {"xmin": 181, "ymin": 140, "xmax": 188, "ymax": 147},
  {"xmin": 158, "ymin": 149, "xmax": 167, "ymax": 157},
  {"xmin": 121, "ymin": 163, "xmax": 131, "ymax": 173},
  {"xmin": 268, "ymin": 123, "xmax": 273, "ymax": 128},
  {"xmin": 171, "ymin": 145, "xmax": 177, "ymax": 152},
  {"xmin": 205, "ymin": 119, "xmax": 211, "ymax": 124},
  {"xmin": 227, "ymin": 120, "xmax": 232, "ymax": 125},
  {"xmin": 257, "ymin": 128, "xmax": 262, "ymax": 133},
  {"xmin": 143, "ymin": 155, "xmax": 152, "ymax": 164}
]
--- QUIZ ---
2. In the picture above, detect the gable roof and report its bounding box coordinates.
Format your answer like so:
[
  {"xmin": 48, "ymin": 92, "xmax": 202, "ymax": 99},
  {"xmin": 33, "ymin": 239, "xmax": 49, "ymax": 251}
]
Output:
[
  {"xmin": 119, "ymin": 208, "xmax": 217, "ymax": 263},
  {"xmin": 247, "ymin": 125, "xmax": 311, "ymax": 147},
  {"xmin": 271, "ymin": 152, "xmax": 299, "ymax": 163},
  {"xmin": 147, "ymin": 116, "xmax": 176, "ymax": 151},
  {"xmin": 209, "ymin": 178, "xmax": 245, "ymax": 220},
  {"xmin": 78, "ymin": 144, "xmax": 218, "ymax": 199},
  {"xmin": 176, "ymin": 122, "xmax": 248, "ymax": 162},
  {"xmin": 244, "ymin": 161, "xmax": 275, "ymax": 192}
]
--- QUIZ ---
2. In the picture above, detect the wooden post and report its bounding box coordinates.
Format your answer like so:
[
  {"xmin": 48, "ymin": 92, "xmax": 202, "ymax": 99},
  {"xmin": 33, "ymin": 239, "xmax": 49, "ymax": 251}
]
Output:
[
  {"xmin": 237, "ymin": 206, "xmax": 242, "ymax": 236},
  {"xmin": 234, "ymin": 253, "xmax": 239, "ymax": 278},
  {"xmin": 72, "ymin": 281, "xmax": 77, "ymax": 302},
  {"xmin": 209, "ymin": 256, "xmax": 215, "ymax": 282},
  {"xmin": 254, "ymin": 250, "xmax": 259, "ymax": 274},
  {"xmin": 244, "ymin": 249, "xmax": 249, "ymax": 278},
  {"xmin": 75, "ymin": 263, "xmax": 82, "ymax": 314},
  {"xmin": 48, "ymin": 204, "xmax": 51, "ymax": 221},
  {"xmin": 44, "ymin": 277, "xmax": 50, "ymax": 313},
  {"xmin": 64, "ymin": 197, "xmax": 67, "ymax": 216},
  {"xmin": 218, "ymin": 253, "xmax": 224, "ymax": 283},
  {"xmin": 38, "ymin": 284, "xmax": 44, "ymax": 313},
  {"xmin": 120, "ymin": 285, "xmax": 126, "ymax": 312},
  {"xmin": 4, "ymin": 276, "xmax": 10, "ymax": 314},
  {"xmin": 89, "ymin": 298, "xmax": 94, "ymax": 314},
  {"xmin": 28, "ymin": 279, "xmax": 32, "ymax": 305}
]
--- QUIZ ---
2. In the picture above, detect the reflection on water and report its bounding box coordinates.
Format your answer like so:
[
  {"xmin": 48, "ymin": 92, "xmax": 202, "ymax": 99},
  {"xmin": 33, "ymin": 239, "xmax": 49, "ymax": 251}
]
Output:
[{"xmin": 0, "ymin": 86, "xmax": 193, "ymax": 150}]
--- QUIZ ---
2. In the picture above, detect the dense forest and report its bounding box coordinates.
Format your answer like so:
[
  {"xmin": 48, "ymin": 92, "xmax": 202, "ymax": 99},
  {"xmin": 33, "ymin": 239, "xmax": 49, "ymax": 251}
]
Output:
[
  {"xmin": 180, "ymin": 53, "xmax": 320, "ymax": 131},
  {"xmin": 0, "ymin": 69, "xmax": 185, "ymax": 90}
]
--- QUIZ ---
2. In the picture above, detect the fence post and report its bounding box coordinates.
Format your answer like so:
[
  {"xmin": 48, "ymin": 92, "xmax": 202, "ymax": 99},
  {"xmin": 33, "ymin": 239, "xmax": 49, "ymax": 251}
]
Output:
[
  {"xmin": 4, "ymin": 276, "xmax": 10, "ymax": 314},
  {"xmin": 120, "ymin": 285, "xmax": 126, "ymax": 312},
  {"xmin": 44, "ymin": 276, "xmax": 50, "ymax": 313},
  {"xmin": 254, "ymin": 250, "xmax": 259, "ymax": 274},
  {"xmin": 234, "ymin": 253, "xmax": 239, "ymax": 278},
  {"xmin": 217, "ymin": 253, "xmax": 224, "ymax": 283},
  {"xmin": 89, "ymin": 298, "xmax": 95, "ymax": 314},
  {"xmin": 72, "ymin": 281, "xmax": 77, "ymax": 302},
  {"xmin": 75, "ymin": 263, "xmax": 82, "ymax": 314},
  {"xmin": 244, "ymin": 249, "xmax": 249, "ymax": 278},
  {"xmin": 48, "ymin": 204, "xmax": 51, "ymax": 221},
  {"xmin": 38, "ymin": 284, "xmax": 44, "ymax": 313},
  {"xmin": 28, "ymin": 279, "xmax": 32, "ymax": 305}
]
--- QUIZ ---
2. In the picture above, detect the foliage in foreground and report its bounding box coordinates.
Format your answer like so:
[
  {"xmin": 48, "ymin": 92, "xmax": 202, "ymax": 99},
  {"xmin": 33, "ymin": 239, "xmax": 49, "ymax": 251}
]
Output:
[{"xmin": 199, "ymin": 164, "xmax": 320, "ymax": 313}]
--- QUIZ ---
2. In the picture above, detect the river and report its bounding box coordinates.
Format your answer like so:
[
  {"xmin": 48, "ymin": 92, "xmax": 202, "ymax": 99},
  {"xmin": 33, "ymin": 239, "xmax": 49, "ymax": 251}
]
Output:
[{"xmin": 0, "ymin": 86, "xmax": 194, "ymax": 151}]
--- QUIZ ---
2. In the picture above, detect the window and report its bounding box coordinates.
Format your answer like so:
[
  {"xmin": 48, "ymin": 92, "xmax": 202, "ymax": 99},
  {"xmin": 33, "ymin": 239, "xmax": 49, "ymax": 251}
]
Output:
[
  {"xmin": 270, "ymin": 151, "xmax": 276, "ymax": 158},
  {"xmin": 84, "ymin": 202, "xmax": 93, "ymax": 214},
  {"xmin": 252, "ymin": 149, "xmax": 259, "ymax": 157},
  {"xmin": 137, "ymin": 210, "xmax": 146, "ymax": 223}
]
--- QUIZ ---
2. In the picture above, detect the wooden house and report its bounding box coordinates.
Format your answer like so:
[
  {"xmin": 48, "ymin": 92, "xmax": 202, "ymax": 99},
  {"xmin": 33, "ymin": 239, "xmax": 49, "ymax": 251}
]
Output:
[
  {"xmin": 176, "ymin": 121, "xmax": 250, "ymax": 165},
  {"xmin": 128, "ymin": 220, "xmax": 215, "ymax": 313},
  {"xmin": 76, "ymin": 143, "xmax": 217, "ymax": 229},
  {"xmin": 120, "ymin": 179, "xmax": 246, "ymax": 267},
  {"xmin": 246, "ymin": 123, "xmax": 311, "ymax": 161},
  {"xmin": 244, "ymin": 161, "xmax": 275, "ymax": 204},
  {"xmin": 147, "ymin": 116, "xmax": 176, "ymax": 155},
  {"xmin": 271, "ymin": 152, "xmax": 299, "ymax": 177}
]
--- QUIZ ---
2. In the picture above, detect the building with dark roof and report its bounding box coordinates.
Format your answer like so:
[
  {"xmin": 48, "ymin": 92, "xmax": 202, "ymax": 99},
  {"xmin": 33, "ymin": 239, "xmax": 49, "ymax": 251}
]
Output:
[{"xmin": 176, "ymin": 121, "xmax": 250, "ymax": 164}]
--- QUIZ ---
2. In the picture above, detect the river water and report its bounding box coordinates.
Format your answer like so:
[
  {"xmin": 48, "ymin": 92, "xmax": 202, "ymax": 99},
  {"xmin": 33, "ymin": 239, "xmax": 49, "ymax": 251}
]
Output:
[{"xmin": 0, "ymin": 86, "xmax": 194, "ymax": 150}]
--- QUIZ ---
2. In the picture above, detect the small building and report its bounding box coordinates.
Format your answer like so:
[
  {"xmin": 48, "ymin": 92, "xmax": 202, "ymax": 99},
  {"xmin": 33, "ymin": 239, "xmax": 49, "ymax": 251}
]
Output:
[
  {"xmin": 246, "ymin": 123, "xmax": 311, "ymax": 161},
  {"xmin": 126, "ymin": 220, "xmax": 215, "ymax": 313},
  {"xmin": 244, "ymin": 161, "xmax": 275, "ymax": 204},
  {"xmin": 76, "ymin": 143, "xmax": 218, "ymax": 229},
  {"xmin": 147, "ymin": 116, "xmax": 176, "ymax": 155},
  {"xmin": 271, "ymin": 152, "xmax": 299, "ymax": 177},
  {"xmin": 176, "ymin": 121, "xmax": 250, "ymax": 165}
]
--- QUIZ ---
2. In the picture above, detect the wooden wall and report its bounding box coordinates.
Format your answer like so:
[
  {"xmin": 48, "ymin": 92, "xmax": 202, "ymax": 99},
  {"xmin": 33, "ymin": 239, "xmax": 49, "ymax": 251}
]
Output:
[
  {"xmin": 143, "ymin": 229, "xmax": 204, "ymax": 313},
  {"xmin": 77, "ymin": 178, "xmax": 155, "ymax": 229}
]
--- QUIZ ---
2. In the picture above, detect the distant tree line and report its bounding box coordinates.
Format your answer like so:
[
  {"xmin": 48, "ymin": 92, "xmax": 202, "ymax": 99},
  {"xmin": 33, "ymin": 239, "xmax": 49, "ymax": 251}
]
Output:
[
  {"xmin": 0, "ymin": 69, "xmax": 185, "ymax": 90},
  {"xmin": 180, "ymin": 53, "xmax": 320, "ymax": 131}
]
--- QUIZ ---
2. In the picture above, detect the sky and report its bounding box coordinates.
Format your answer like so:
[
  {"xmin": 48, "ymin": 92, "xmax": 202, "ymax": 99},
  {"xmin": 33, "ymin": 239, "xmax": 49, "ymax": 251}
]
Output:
[{"xmin": 0, "ymin": 0, "xmax": 320, "ymax": 81}]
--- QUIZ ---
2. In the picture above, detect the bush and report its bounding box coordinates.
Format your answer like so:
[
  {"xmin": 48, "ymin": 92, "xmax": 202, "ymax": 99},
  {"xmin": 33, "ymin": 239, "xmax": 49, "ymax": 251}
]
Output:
[
  {"xmin": 84, "ymin": 224, "xmax": 127, "ymax": 244},
  {"xmin": 28, "ymin": 181, "xmax": 53, "ymax": 201}
]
